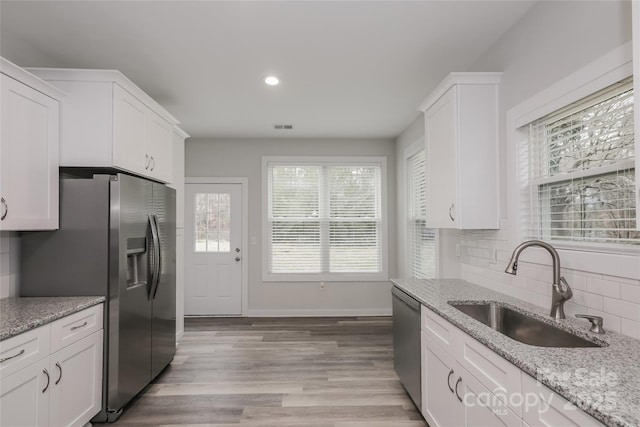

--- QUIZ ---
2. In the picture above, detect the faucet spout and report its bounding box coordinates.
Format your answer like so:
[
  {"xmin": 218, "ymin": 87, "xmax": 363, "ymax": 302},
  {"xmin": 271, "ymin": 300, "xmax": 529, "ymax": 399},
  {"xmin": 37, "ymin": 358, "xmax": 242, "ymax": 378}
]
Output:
[{"xmin": 504, "ymin": 240, "xmax": 572, "ymax": 319}]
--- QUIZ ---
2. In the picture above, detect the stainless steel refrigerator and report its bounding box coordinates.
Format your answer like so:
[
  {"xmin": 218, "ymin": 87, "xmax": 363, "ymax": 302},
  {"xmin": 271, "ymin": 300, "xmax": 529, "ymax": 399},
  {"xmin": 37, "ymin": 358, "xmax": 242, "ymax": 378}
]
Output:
[{"xmin": 21, "ymin": 172, "xmax": 176, "ymax": 422}]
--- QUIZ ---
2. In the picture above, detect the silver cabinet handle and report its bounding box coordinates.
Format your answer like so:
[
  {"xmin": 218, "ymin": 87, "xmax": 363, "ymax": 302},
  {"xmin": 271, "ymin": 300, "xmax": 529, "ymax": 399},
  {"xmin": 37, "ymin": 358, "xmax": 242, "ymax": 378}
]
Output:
[
  {"xmin": 145, "ymin": 154, "xmax": 150, "ymax": 170},
  {"xmin": 42, "ymin": 369, "xmax": 50, "ymax": 393},
  {"xmin": 55, "ymin": 362, "xmax": 62, "ymax": 385},
  {"xmin": 448, "ymin": 204, "xmax": 455, "ymax": 222},
  {"xmin": 1, "ymin": 197, "xmax": 7, "ymax": 221},
  {"xmin": 70, "ymin": 321, "xmax": 88, "ymax": 331},
  {"xmin": 447, "ymin": 369, "xmax": 454, "ymax": 393},
  {"xmin": 455, "ymin": 377, "xmax": 462, "ymax": 402},
  {"xmin": 0, "ymin": 349, "xmax": 25, "ymax": 363},
  {"xmin": 150, "ymin": 156, "xmax": 155, "ymax": 171}
]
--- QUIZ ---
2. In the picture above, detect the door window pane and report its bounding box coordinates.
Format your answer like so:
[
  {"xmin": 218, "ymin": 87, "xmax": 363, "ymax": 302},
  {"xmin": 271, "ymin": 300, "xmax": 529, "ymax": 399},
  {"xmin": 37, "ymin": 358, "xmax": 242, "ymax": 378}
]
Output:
[{"xmin": 194, "ymin": 193, "xmax": 231, "ymax": 252}]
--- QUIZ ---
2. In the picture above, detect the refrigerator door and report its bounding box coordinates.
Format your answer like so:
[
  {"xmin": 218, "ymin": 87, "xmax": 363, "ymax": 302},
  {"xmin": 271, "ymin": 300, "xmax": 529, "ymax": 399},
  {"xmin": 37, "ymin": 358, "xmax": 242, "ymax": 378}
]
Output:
[
  {"xmin": 108, "ymin": 174, "xmax": 153, "ymax": 410},
  {"xmin": 151, "ymin": 183, "xmax": 176, "ymax": 379}
]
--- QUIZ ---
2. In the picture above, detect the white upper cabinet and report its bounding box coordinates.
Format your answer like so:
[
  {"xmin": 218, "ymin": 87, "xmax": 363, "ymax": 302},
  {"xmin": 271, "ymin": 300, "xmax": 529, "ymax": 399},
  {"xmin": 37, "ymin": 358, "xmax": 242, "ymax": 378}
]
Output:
[
  {"xmin": 0, "ymin": 58, "xmax": 63, "ymax": 231},
  {"xmin": 28, "ymin": 68, "xmax": 180, "ymax": 184},
  {"xmin": 419, "ymin": 72, "xmax": 502, "ymax": 229}
]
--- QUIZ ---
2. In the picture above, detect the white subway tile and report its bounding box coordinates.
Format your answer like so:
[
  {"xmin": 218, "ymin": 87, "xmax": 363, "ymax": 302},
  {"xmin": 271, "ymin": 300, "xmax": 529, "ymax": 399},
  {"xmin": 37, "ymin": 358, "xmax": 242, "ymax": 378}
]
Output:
[
  {"xmin": 620, "ymin": 318, "xmax": 640, "ymax": 340},
  {"xmin": 563, "ymin": 302, "xmax": 588, "ymax": 318},
  {"xmin": 586, "ymin": 277, "xmax": 621, "ymax": 299},
  {"xmin": 620, "ymin": 284, "xmax": 640, "ymax": 304},
  {"xmin": 563, "ymin": 273, "xmax": 587, "ymax": 291},
  {"xmin": 571, "ymin": 290, "xmax": 604, "ymax": 311},
  {"xmin": 609, "ymin": 276, "xmax": 640, "ymax": 287},
  {"xmin": 602, "ymin": 297, "xmax": 640, "ymax": 321},
  {"xmin": 535, "ymin": 294, "xmax": 549, "ymax": 309}
]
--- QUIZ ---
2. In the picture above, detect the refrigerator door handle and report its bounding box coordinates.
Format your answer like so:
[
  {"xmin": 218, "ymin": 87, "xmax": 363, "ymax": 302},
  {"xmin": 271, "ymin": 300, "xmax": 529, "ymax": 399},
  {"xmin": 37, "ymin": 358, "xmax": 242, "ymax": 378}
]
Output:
[
  {"xmin": 148, "ymin": 213, "xmax": 161, "ymax": 301},
  {"xmin": 152, "ymin": 214, "xmax": 162, "ymax": 300}
]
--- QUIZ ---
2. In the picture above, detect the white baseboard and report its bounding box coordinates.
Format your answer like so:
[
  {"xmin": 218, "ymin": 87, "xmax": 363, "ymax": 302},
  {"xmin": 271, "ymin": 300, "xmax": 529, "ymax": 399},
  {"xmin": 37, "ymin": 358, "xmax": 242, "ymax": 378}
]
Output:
[
  {"xmin": 176, "ymin": 330, "xmax": 184, "ymax": 342},
  {"xmin": 246, "ymin": 308, "xmax": 392, "ymax": 317}
]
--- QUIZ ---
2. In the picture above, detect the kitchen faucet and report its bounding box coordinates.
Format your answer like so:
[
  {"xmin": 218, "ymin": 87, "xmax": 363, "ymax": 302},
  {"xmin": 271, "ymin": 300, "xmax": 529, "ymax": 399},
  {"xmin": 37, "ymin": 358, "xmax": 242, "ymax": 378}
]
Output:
[{"xmin": 504, "ymin": 240, "xmax": 573, "ymax": 319}]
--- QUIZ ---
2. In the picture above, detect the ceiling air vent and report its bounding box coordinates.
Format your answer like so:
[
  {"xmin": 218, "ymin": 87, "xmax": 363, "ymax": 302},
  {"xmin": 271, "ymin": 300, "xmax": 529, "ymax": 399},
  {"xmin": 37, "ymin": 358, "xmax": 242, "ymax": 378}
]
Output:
[{"xmin": 273, "ymin": 124, "xmax": 294, "ymax": 130}]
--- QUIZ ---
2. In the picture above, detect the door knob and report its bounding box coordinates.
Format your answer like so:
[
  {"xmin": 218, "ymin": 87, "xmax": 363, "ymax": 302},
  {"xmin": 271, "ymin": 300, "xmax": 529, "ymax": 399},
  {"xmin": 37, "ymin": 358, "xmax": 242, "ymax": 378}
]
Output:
[{"xmin": 235, "ymin": 256, "xmax": 241, "ymax": 262}]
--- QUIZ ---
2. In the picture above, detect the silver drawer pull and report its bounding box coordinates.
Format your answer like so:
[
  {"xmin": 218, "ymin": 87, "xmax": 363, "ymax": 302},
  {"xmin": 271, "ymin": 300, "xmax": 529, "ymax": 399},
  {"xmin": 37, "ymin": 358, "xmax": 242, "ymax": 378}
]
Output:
[
  {"xmin": 0, "ymin": 349, "xmax": 25, "ymax": 363},
  {"xmin": 70, "ymin": 321, "xmax": 88, "ymax": 331}
]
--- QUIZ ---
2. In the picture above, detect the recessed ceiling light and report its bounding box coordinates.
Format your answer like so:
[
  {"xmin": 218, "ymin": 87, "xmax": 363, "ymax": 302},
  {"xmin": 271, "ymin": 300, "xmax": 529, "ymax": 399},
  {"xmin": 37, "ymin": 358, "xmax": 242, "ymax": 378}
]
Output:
[{"xmin": 264, "ymin": 75, "xmax": 279, "ymax": 86}]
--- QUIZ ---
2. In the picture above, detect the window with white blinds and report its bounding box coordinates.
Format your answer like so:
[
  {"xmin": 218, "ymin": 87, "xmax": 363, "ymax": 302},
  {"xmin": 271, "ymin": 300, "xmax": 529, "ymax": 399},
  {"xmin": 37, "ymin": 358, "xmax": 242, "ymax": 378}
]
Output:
[
  {"xmin": 522, "ymin": 77, "xmax": 639, "ymax": 248},
  {"xmin": 265, "ymin": 159, "xmax": 386, "ymax": 280},
  {"xmin": 406, "ymin": 149, "xmax": 437, "ymax": 278}
]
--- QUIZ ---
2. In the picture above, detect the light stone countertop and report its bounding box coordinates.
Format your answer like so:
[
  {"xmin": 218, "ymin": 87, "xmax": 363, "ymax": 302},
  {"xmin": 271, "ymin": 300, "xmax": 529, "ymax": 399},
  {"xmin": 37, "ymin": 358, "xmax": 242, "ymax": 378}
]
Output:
[
  {"xmin": 0, "ymin": 296, "xmax": 105, "ymax": 341},
  {"xmin": 391, "ymin": 278, "xmax": 640, "ymax": 427}
]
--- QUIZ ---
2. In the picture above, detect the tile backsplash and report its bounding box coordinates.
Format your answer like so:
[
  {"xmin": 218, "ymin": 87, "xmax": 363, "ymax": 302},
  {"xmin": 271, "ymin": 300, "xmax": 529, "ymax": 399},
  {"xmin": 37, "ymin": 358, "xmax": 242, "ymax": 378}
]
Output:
[
  {"xmin": 458, "ymin": 229, "xmax": 640, "ymax": 340},
  {"xmin": 0, "ymin": 232, "xmax": 19, "ymax": 299}
]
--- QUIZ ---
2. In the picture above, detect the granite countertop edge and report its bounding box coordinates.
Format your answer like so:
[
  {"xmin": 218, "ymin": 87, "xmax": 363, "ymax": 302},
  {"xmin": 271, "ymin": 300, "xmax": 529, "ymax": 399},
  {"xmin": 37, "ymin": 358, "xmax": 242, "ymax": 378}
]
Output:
[
  {"xmin": 391, "ymin": 278, "xmax": 640, "ymax": 427},
  {"xmin": 0, "ymin": 296, "xmax": 105, "ymax": 341}
]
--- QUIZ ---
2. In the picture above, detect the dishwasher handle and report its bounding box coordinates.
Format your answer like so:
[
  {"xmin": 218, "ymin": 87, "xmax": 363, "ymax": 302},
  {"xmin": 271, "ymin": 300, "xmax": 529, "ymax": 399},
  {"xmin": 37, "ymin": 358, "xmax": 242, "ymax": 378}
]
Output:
[{"xmin": 392, "ymin": 287, "xmax": 421, "ymax": 311}]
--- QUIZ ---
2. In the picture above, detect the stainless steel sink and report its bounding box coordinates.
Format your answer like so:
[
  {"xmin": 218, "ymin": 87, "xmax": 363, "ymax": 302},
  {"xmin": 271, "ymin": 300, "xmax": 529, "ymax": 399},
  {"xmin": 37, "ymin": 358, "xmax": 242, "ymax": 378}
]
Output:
[{"xmin": 449, "ymin": 302, "xmax": 605, "ymax": 348}]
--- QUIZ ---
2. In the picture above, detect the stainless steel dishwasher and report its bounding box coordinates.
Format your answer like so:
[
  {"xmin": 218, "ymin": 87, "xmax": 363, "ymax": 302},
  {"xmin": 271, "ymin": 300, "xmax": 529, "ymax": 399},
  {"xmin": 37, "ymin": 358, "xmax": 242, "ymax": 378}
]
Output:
[{"xmin": 392, "ymin": 286, "xmax": 422, "ymax": 411}]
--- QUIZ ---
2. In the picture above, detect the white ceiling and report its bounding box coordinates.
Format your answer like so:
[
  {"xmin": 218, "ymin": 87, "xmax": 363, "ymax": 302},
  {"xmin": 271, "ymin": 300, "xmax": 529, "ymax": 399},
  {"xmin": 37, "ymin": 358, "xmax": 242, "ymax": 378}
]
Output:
[{"xmin": 0, "ymin": 1, "xmax": 534, "ymax": 139}]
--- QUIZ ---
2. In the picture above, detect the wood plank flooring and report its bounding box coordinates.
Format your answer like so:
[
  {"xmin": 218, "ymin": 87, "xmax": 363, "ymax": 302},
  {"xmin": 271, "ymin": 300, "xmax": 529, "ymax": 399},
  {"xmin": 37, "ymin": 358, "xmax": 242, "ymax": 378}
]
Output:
[{"xmin": 113, "ymin": 317, "xmax": 427, "ymax": 426}]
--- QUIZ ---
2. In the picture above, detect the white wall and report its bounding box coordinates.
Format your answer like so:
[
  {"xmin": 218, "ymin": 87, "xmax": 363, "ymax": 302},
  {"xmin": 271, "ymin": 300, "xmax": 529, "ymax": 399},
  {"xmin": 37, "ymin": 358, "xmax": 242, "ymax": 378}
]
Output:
[
  {"xmin": 0, "ymin": 232, "xmax": 20, "ymax": 299},
  {"xmin": 424, "ymin": 0, "xmax": 640, "ymax": 339},
  {"xmin": 186, "ymin": 137, "xmax": 397, "ymax": 316}
]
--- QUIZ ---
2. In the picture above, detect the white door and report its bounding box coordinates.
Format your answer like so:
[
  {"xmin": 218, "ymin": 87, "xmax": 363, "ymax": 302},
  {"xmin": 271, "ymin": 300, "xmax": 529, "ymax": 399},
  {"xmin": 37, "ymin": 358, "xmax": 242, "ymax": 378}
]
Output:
[{"xmin": 185, "ymin": 183, "xmax": 243, "ymax": 315}]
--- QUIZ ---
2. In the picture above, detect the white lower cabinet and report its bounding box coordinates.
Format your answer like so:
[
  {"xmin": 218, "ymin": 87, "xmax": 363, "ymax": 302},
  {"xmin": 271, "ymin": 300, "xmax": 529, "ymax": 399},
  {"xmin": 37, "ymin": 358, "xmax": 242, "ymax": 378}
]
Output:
[
  {"xmin": 0, "ymin": 357, "xmax": 50, "ymax": 426},
  {"xmin": 422, "ymin": 331, "xmax": 521, "ymax": 427},
  {"xmin": 49, "ymin": 331, "xmax": 103, "ymax": 427},
  {"xmin": 420, "ymin": 305, "xmax": 606, "ymax": 427},
  {"xmin": 0, "ymin": 304, "xmax": 103, "ymax": 427}
]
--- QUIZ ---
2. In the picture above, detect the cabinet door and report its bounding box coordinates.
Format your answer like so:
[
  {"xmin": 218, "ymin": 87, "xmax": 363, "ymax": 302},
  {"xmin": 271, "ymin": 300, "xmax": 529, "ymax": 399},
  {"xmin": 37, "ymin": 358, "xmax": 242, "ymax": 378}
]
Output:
[
  {"xmin": 0, "ymin": 74, "xmax": 59, "ymax": 230},
  {"xmin": 145, "ymin": 109, "xmax": 173, "ymax": 183},
  {"xmin": 113, "ymin": 84, "xmax": 146, "ymax": 176},
  {"xmin": 522, "ymin": 375, "xmax": 605, "ymax": 427},
  {"xmin": 459, "ymin": 367, "xmax": 522, "ymax": 427},
  {"xmin": 49, "ymin": 331, "xmax": 103, "ymax": 427},
  {"xmin": 0, "ymin": 357, "xmax": 50, "ymax": 427},
  {"xmin": 421, "ymin": 332, "xmax": 460, "ymax": 427},
  {"xmin": 425, "ymin": 86, "xmax": 458, "ymax": 228}
]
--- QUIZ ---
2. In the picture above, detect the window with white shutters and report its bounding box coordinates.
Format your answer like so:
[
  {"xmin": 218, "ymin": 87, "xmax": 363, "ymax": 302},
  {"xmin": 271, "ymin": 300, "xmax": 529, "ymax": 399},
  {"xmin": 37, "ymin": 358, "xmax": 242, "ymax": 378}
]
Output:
[
  {"xmin": 522, "ymin": 77, "xmax": 639, "ymax": 248},
  {"xmin": 406, "ymin": 149, "xmax": 437, "ymax": 278},
  {"xmin": 264, "ymin": 158, "xmax": 387, "ymax": 281}
]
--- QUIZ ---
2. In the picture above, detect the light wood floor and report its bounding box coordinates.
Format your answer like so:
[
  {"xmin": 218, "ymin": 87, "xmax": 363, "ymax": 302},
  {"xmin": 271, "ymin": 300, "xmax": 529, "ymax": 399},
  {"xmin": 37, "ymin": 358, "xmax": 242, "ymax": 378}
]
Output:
[{"xmin": 113, "ymin": 317, "xmax": 427, "ymax": 426}]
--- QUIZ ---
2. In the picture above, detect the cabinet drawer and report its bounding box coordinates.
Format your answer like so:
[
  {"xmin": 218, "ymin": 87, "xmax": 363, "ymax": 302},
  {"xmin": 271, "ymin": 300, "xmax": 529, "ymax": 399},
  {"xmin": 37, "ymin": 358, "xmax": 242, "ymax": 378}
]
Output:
[
  {"xmin": 522, "ymin": 374, "xmax": 605, "ymax": 427},
  {"xmin": 51, "ymin": 304, "xmax": 103, "ymax": 353},
  {"xmin": 421, "ymin": 306, "xmax": 456, "ymax": 353},
  {"xmin": 456, "ymin": 331, "xmax": 523, "ymax": 416},
  {"xmin": 0, "ymin": 324, "xmax": 51, "ymax": 379}
]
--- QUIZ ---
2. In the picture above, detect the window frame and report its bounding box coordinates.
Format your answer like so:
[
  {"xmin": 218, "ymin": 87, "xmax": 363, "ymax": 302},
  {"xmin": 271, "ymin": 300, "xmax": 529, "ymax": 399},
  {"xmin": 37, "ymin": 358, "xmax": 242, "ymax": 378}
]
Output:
[
  {"xmin": 262, "ymin": 156, "xmax": 389, "ymax": 282},
  {"xmin": 507, "ymin": 41, "xmax": 639, "ymax": 279},
  {"xmin": 405, "ymin": 142, "xmax": 439, "ymax": 279}
]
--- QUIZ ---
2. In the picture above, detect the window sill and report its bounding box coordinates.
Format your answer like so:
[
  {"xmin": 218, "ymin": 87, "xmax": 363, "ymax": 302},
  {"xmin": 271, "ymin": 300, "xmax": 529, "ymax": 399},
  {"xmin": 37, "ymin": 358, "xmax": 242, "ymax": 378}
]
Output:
[
  {"xmin": 517, "ymin": 246, "xmax": 640, "ymax": 280},
  {"xmin": 262, "ymin": 273, "xmax": 390, "ymax": 283}
]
